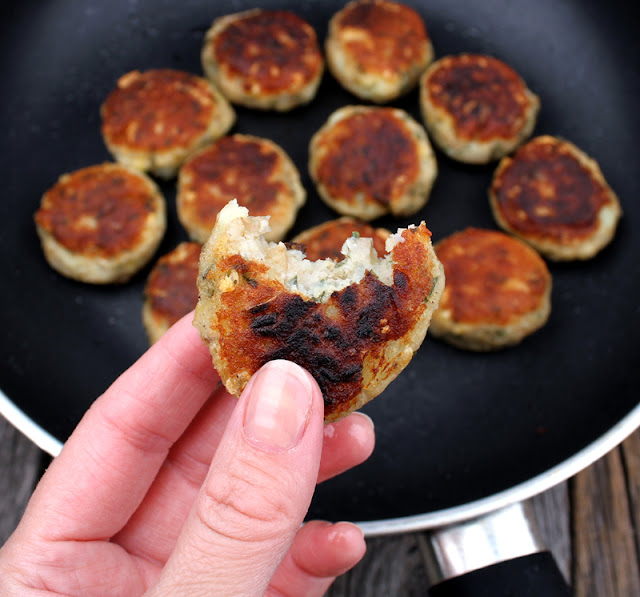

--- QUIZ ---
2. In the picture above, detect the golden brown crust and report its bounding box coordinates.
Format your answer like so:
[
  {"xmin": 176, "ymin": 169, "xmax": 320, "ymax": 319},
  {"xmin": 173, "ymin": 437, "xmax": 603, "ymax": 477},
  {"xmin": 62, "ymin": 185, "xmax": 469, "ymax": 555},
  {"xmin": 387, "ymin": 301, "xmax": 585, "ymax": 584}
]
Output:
[
  {"xmin": 431, "ymin": 228, "xmax": 551, "ymax": 351},
  {"xmin": 420, "ymin": 54, "xmax": 539, "ymax": 163},
  {"xmin": 194, "ymin": 204, "xmax": 444, "ymax": 422},
  {"xmin": 202, "ymin": 9, "xmax": 324, "ymax": 111},
  {"xmin": 143, "ymin": 242, "xmax": 201, "ymax": 344},
  {"xmin": 309, "ymin": 105, "xmax": 437, "ymax": 220},
  {"xmin": 312, "ymin": 109, "xmax": 418, "ymax": 204},
  {"xmin": 34, "ymin": 163, "xmax": 166, "ymax": 283},
  {"xmin": 177, "ymin": 134, "xmax": 305, "ymax": 243},
  {"xmin": 489, "ymin": 135, "xmax": 622, "ymax": 260},
  {"xmin": 426, "ymin": 55, "xmax": 531, "ymax": 141},
  {"xmin": 292, "ymin": 217, "xmax": 390, "ymax": 261},
  {"xmin": 35, "ymin": 164, "xmax": 155, "ymax": 257},
  {"xmin": 100, "ymin": 69, "xmax": 235, "ymax": 178},
  {"xmin": 101, "ymin": 70, "xmax": 215, "ymax": 151},
  {"xmin": 326, "ymin": 0, "xmax": 433, "ymax": 102}
]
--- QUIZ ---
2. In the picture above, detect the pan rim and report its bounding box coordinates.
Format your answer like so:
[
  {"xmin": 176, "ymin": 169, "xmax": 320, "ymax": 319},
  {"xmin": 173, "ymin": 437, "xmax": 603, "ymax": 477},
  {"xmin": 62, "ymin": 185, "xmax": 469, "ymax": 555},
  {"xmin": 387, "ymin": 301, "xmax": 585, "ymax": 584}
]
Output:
[{"xmin": 2, "ymin": 386, "xmax": 639, "ymax": 536}]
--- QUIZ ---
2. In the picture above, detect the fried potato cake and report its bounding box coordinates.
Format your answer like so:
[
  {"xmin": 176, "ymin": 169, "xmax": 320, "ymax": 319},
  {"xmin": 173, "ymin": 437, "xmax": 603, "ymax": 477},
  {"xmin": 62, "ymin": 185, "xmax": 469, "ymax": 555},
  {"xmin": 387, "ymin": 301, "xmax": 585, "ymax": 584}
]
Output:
[
  {"xmin": 292, "ymin": 217, "xmax": 390, "ymax": 261},
  {"xmin": 34, "ymin": 163, "xmax": 166, "ymax": 284},
  {"xmin": 489, "ymin": 135, "xmax": 622, "ymax": 260},
  {"xmin": 309, "ymin": 105, "xmax": 437, "ymax": 221},
  {"xmin": 177, "ymin": 134, "xmax": 305, "ymax": 243},
  {"xmin": 420, "ymin": 54, "xmax": 539, "ymax": 164},
  {"xmin": 143, "ymin": 241, "xmax": 201, "ymax": 344},
  {"xmin": 430, "ymin": 227, "xmax": 551, "ymax": 351},
  {"xmin": 201, "ymin": 9, "xmax": 324, "ymax": 111},
  {"xmin": 194, "ymin": 200, "xmax": 444, "ymax": 422},
  {"xmin": 325, "ymin": 0, "xmax": 434, "ymax": 103},
  {"xmin": 100, "ymin": 69, "xmax": 235, "ymax": 179}
]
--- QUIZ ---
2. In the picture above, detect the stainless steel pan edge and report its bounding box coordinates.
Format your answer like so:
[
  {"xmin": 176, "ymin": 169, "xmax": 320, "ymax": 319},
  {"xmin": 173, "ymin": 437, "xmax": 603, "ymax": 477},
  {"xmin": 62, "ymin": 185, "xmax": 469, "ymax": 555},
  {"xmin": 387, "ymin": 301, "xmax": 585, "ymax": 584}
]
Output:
[{"xmin": 3, "ymin": 387, "xmax": 639, "ymax": 536}]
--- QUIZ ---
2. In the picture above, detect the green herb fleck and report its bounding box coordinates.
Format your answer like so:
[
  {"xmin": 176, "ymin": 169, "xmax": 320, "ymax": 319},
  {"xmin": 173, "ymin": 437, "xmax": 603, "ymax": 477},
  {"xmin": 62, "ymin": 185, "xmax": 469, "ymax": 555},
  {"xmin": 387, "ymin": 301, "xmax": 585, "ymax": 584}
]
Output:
[{"xmin": 424, "ymin": 276, "xmax": 440, "ymax": 303}]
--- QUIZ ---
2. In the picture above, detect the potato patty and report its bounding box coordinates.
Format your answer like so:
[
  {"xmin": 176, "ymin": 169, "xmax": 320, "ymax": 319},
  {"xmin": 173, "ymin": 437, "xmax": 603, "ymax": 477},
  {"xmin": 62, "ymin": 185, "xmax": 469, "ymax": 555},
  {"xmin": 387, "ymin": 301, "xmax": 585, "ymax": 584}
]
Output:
[
  {"xmin": 292, "ymin": 217, "xmax": 390, "ymax": 261},
  {"xmin": 420, "ymin": 54, "xmax": 539, "ymax": 164},
  {"xmin": 143, "ymin": 241, "xmax": 201, "ymax": 344},
  {"xmin": 201, "ymin": 9, "xmax": 324, "ymax": 111},
  {"xmin": 101, "ymin": 69, "xmax": 235, "ymax": 179},
  {"xmin": 34, "ymin": 163, "xmax": 166, "ymax": 284},
  {"xmin": 194, "ymin": 201, "xmax": 444, "ymax": 422},
  {"xmin": 489, "ymin": 135, "xmax": 622, "ymax": 260},
  {"xmin": 430, "ymin": 227, "xmax": 551, "ymax": 351},
  {"xmin": 325, "ymin": 0, "xmax": 434, "ymax": 103},
  {"xmin": 177, "ymin": 134, "xmax": 305, "ymax": 243},
  {"xmin": 309, "ymin": 105, "xmax": 437, "ymax": 220}
]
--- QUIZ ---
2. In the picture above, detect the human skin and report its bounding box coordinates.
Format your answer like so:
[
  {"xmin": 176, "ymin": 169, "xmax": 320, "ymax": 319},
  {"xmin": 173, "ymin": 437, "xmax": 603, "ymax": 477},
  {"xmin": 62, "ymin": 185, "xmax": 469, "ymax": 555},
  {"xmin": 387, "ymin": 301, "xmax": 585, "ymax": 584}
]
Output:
[{"xmin": 0, "ymin": 312, "xmax": 375, "ymax": 596}]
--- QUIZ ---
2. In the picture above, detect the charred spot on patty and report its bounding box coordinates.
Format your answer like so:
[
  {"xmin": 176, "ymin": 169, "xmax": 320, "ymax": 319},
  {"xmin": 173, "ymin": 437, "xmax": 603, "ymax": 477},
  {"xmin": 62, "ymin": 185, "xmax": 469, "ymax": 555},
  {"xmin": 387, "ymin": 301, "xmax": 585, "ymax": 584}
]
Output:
[
  {"xmin": 249, "ymin": 295, "xmax": 314, "ymax": 337},
  {"xmin": 225, "ymin": 269, "xmax": 415, "ymax": 415}
]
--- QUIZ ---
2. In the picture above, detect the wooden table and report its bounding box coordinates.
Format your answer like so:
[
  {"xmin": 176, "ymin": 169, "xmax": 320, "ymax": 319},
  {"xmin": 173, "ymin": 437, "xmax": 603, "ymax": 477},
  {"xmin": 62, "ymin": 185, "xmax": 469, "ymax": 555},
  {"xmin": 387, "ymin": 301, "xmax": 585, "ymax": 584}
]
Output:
[{"xmin": 1, "ymin": 415, "xmax": 639, "ymax": 595}]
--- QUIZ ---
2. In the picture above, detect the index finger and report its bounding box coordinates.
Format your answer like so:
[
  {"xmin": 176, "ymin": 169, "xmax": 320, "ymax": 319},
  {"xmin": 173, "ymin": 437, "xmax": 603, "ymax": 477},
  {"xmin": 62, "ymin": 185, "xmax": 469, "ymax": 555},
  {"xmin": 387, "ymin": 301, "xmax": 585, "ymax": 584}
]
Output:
[{"xmin": 23, "ymin": 312, "xmax": 220, "ymax": 542}]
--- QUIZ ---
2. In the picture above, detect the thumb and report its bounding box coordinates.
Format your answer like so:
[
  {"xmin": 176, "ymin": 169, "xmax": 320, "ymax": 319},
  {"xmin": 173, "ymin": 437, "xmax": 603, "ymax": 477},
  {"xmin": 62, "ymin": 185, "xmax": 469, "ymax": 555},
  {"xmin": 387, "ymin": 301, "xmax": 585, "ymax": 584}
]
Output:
[{"xmin": 149, "ymin": 359, "xmax": 326, "ymax": 597}]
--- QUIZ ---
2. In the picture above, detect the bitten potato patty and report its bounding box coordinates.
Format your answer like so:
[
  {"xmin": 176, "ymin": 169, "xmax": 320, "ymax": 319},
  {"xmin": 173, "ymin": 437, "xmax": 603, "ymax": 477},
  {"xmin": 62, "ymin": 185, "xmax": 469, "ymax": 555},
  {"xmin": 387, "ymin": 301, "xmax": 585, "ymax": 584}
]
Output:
[{"xmin": 194, "ymin": 201, "xmax": 445, "ymax": 422}]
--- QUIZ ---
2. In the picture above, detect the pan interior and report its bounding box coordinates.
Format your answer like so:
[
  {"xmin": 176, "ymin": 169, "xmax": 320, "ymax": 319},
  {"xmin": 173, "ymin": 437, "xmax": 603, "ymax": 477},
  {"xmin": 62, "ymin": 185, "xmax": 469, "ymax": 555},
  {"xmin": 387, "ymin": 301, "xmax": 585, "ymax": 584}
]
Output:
[{"xmin": 0, "ymin": 0, "xmax": 638, "ymax": 524}]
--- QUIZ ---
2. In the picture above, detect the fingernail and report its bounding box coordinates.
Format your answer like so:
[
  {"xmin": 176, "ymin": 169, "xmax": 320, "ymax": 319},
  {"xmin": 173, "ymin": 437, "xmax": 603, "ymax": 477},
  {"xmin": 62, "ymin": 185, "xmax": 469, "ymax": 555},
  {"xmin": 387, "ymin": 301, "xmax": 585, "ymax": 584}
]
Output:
[
  {"xmin": 243, "ymin": 360, "xmax": 313, "ymax": 452},
  {"xmin": 328, "ymin": 521, "xmax": 365, "ymax": 544}
]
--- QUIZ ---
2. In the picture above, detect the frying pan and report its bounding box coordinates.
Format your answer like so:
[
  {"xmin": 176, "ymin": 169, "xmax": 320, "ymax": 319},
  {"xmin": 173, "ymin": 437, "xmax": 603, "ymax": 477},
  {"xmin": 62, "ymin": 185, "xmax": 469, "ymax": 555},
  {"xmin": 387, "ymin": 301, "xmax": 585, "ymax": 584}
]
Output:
[{"xmin": 1, "ymin": 0, "xmax": 638, "ymax": 593}]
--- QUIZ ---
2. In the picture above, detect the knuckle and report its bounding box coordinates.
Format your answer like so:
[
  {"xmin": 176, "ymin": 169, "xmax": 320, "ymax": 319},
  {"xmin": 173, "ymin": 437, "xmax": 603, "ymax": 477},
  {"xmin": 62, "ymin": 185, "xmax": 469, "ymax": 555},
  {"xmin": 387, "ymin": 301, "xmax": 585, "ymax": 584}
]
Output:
[{"xmin": 195, "ymin": 455, "xmax": 296, "ymax": 544}]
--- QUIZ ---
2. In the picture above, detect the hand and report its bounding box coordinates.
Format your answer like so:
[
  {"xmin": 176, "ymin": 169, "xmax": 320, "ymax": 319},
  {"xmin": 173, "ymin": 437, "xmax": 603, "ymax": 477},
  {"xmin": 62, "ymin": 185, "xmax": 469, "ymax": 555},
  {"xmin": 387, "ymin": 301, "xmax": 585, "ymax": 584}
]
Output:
[{"xmin": 0, "ymin": 313, "xmax": 375, "ymax": 596}]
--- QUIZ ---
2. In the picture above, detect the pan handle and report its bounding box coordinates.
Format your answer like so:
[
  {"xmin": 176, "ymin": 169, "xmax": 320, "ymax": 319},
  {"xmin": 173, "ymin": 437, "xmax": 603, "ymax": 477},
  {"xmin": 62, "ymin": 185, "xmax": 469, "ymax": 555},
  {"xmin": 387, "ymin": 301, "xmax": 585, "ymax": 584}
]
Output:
[{"xmin": 423, "ymin": 502, "xmax": 572, "ymax": 596}]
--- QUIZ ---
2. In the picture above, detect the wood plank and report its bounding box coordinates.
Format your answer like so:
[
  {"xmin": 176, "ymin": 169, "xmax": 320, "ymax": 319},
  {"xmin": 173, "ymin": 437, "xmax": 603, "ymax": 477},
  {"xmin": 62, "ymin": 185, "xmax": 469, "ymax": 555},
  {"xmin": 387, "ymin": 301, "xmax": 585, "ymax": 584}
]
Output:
[
  {"xmin": 530, "ymin": 482, "xmax": 572, "ymax": 582},
  {"xmin": 572, "ymin": 444, "xmax": 640, "ymax": 597},
  {"xmin": 0, "ymin": 417, "xmax": 43, "ymax": 544},
  {"xmin": 329, "ymin": 533, "xmax": 428, "ymax": 596},
  {"xmin": 621, "ymin": 428, "xmax": 640, "ymax": 553}
]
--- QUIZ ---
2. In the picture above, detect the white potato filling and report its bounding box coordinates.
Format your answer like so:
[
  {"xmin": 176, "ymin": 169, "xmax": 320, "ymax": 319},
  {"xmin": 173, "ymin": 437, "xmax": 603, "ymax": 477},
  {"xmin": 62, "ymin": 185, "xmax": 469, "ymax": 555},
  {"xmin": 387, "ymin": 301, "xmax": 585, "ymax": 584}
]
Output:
[{"xmin": 214, "ymin": 200, "xmax": 407, "ymax": 302}]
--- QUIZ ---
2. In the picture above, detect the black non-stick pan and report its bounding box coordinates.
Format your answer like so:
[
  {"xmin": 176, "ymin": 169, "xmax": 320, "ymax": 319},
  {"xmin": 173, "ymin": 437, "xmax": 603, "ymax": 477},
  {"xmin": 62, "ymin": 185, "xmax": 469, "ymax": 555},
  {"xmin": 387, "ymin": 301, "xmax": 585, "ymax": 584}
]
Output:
[{"xmin": 1, "ymin": 0, "xmax": 639, "ymax": 593}]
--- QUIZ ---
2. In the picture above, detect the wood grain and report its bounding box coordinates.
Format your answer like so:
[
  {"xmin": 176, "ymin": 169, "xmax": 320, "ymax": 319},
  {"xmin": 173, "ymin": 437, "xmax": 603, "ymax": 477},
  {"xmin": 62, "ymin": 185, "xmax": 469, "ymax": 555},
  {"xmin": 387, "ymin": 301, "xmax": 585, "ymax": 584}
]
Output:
[
  {"xmin": 572, "ymin": 435, "xmax": 640, "ymax": 597},
  {"xmin": 622, "ymin": 429, "xmax": 640, "ymax": 551},
  {"xmin": 0, "ymin": 417, "xmax": 42, "ymax": 544}
]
